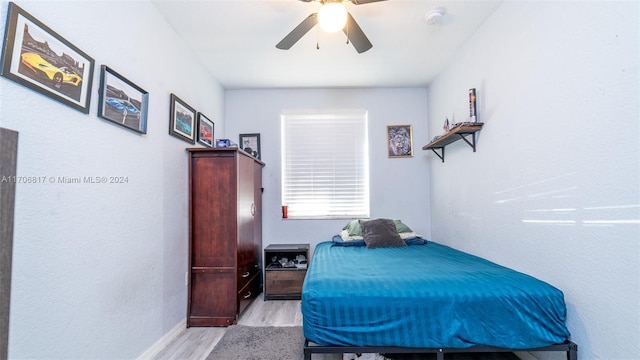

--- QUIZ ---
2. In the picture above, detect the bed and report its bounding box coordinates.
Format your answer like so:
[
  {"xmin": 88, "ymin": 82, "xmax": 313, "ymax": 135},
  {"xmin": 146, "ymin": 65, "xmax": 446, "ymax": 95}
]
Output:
[{"xmin": 301, "ymin": 219, "xmax": 577, "ymax": 360}]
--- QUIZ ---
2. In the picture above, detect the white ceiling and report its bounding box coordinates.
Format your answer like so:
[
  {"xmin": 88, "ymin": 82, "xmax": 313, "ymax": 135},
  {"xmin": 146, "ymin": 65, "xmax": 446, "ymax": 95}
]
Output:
[{"xmin": 151, "ymin": 0, "xmax": 503, "ymax": 89}]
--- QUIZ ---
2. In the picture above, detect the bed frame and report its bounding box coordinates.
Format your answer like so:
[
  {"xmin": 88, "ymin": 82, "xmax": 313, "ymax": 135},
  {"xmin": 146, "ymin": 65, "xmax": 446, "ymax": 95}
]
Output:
[{"xmin": 303, "ymin": 339, "xmax": 578, "ymax": 360}]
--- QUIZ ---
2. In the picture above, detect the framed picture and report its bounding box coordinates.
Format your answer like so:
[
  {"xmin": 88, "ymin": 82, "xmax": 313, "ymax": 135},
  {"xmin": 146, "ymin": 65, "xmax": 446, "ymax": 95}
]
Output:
[
  {"xmin": 97, "ymin": 65, "xmax": 148, "ymax": 134},
  {"xmin": 387, "ymin": 125, "xmax": 413, "ymax": 158},
  {"xmin": 239, "ymin": 133, "xmax": 261, "ymax": 159},
  {"xmin": 0, "ymin": 2, "xmax": 94, "ymax": 113},
  {"xmin": 197, "ymin": 112, "xmax": 214, "ymax": 147},
  {"xmin": 169, "ymin": 93, "xmax": 196, "ymax": 144}
]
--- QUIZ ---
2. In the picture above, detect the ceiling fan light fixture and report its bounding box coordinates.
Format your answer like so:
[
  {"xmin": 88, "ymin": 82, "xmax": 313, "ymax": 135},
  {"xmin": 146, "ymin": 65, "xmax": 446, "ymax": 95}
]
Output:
[
  {"xmin": 318, "ymin": 2, "xmax": 348, "ymax": 33},
  {"xmin": 424, "ymin": 8, "xmax": 446, "ymax": 25}
]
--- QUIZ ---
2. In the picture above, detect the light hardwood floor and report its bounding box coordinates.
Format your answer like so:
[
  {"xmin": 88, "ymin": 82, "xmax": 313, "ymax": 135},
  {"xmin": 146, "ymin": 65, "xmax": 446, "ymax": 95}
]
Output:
[
  {"xmin": 150, "ymin": 293, "xmax": 340, "ymax": 360},
  {"xmin": 150, "ymin": 297, "xmax": 526, "ymax": 360}
]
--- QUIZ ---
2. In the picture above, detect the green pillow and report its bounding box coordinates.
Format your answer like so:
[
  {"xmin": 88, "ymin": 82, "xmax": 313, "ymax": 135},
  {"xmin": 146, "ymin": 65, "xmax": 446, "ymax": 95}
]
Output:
[
  {"xmin": 342, "ymin": 219, "xmax": 363, "ymax": 236},
  {"xmin": 394, "ymin": 219, "xmax": 413, "ymax": 233},
  {"xmin": 343, "ymin": 219, "xmax": 413, "ymax": 236}
]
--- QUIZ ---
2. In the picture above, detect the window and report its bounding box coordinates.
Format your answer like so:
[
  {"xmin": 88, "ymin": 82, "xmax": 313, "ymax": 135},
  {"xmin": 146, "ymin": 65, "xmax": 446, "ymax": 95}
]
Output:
[{"xmin": 281, "ymin": 110, "xmax": 369, "ymax": 219}]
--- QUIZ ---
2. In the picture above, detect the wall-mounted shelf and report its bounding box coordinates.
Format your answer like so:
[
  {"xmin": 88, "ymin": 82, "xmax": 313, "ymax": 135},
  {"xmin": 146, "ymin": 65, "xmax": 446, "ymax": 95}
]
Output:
[{"xmin": 422, "ymin": 123, "xmax": 484, "ymax": 162}]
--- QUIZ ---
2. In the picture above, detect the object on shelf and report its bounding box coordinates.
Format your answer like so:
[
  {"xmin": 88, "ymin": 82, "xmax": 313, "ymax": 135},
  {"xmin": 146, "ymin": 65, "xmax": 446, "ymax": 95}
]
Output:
[
  {"xmin": 469, "ymin": 88, "xmax": 477, "ymax": 122},
  {"xmin": 451, "ymin": 121, "xmax": 479, "ymax": 129},
  {"xmin": 280, "ymin": 257, "xmax": 297, "ymax": 268},
  {"xmin": 269, "ymin": 256, "xmax": 282, "ymax": 268},
  {"xmin": 215, "ymin": 139, "xmax": 230, "ymax": 148},
  {"xmin": 215, "ymin": 139, "xmax": 238, "ymax": 148}
]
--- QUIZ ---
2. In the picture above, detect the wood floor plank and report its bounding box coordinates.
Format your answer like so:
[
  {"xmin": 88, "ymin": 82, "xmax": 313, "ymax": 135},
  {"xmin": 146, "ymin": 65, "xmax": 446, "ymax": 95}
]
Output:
[{"xmin": 150, "ymin": 294, "xmax": 309, "ymax": 360}]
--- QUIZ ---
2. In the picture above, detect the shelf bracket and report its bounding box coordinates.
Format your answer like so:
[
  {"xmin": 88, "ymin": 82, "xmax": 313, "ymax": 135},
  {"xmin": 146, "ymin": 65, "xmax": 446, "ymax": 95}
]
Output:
[
  {"xmin": 457, "ymin": 133, "xmax": 477, "ymax": 152},
  {"xmin": 430, "ymin": 148, "xmax": 445, "ymax": 162},
  {"xmin": 422, "ymin": 124, "xmax": 483, "ymax": 163}
]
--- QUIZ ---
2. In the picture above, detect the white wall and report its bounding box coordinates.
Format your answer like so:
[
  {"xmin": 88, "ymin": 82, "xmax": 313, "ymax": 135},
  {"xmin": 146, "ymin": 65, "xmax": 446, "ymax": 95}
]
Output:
[
  {"xmin": 225, "ymin": 88, "xmax": 431, "ymax": 255},
  {"xmin": 2, "ymin": 0, "xmax": 638, "ymax": 359},
  {"xmin": 427, "ymin": 1, "xmax": 639, "ymax": 359},
  {"xmin": 0, "ymin": 1, "xmax": 224, "ymax": 358}
]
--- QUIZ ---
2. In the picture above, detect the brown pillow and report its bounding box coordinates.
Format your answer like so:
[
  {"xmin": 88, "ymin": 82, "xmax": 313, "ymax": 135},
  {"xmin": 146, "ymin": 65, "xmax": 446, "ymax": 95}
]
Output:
[{"xmin": 359, "ymin": 218, "xmax": 407, "ymax": 249}]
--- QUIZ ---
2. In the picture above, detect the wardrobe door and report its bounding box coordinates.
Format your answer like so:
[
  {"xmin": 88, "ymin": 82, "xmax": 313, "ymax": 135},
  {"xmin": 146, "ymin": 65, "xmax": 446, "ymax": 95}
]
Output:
[
  {"xmin": 253, "ymin": 160, "xmax": 263, "ymax": 274},
  {"xmin": 236, "ymin": 153, "xmax": 255, "ymax": 268},
  {"xmin": 191, "ymin": 154, "xmax": 236, "ymax": 267}
]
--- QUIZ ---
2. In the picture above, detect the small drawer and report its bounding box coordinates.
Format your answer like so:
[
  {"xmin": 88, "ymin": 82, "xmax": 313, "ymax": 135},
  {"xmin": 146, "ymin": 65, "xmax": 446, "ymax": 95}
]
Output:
[
  {"xmin": 238, "ymin": 272, "xmax": 261, "ymax": 315},
  {"xmin": 265, "ymin": 270, "xmax": 306, "ymax": 298},
  {"xmin": 237, "ymin": 263, "xmax": 259, "ymax": 290}
]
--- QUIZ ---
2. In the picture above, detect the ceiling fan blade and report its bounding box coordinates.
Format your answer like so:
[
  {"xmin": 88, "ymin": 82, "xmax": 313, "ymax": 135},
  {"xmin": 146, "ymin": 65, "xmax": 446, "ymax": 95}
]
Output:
[
  {"xmin": 343, "ymin": 12, "xmax": 372, "ymax": 53},
  {"xmin": 350, "ymin": 0, "xmax": 387, "ymax": 4},
  {"xmin": 276, "ymin": 13, "xmax": 318, "ymax": 50}
]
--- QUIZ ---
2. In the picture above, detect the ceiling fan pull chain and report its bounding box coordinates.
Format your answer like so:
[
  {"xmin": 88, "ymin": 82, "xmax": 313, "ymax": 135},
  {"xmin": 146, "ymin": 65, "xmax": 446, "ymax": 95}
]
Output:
[
  {"xmin": 346, "ymin": 18, "xmax": 350, "ymax": 44},
  {"xmin": 316, "ymin": 24, "xmax": 320, "ymax": 49}
]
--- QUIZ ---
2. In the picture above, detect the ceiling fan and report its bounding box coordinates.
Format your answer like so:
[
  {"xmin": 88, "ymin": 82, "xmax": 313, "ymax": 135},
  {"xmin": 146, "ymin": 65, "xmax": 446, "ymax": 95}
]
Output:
[{"xmin": 276, "ymin": 0, "xmax": 387, "ymax": 54}]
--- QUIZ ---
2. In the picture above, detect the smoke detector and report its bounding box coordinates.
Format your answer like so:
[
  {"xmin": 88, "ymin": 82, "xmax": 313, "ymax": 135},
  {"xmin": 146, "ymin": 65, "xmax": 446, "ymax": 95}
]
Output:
[{"xmin": 424, "ymin": 8, "xmax": 445, "ymax": 25}]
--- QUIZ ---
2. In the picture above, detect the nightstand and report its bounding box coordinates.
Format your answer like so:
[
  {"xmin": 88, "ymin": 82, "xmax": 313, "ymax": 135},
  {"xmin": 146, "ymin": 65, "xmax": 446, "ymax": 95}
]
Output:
[{"xmin": 264, "ymin": 244, "xmax": 309, "ymax": 300}]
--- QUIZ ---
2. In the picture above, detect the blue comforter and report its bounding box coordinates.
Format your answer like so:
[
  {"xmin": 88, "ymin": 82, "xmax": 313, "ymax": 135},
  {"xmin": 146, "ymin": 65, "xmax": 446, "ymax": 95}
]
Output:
[{"xmin": 301, "ymin": 241, "xmax": 570, "ymax": 349}]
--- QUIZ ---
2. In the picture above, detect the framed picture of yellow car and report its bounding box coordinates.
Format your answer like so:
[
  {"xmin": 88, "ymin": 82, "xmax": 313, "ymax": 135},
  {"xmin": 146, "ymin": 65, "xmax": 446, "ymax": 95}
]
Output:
[{"xmin": 0, "ymin": 2, "xmax": 94, "ymax": 114}]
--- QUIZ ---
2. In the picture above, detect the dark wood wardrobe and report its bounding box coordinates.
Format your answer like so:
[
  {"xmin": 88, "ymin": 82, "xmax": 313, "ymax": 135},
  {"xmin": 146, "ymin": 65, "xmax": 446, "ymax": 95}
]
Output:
[{"xmin": 186, "ymin": 148, "xmax": 264, "ymax": 326}]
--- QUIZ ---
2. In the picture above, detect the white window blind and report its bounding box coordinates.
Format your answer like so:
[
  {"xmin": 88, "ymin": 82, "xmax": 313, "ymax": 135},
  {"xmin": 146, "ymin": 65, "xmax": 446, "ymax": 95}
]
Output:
[{"xmin": 281, "ymin": 110, "xmax": 370, "ymax": 219}]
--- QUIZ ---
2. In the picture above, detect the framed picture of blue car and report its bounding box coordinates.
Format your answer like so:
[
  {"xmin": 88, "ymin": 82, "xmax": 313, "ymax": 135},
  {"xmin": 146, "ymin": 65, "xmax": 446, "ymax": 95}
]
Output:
[
  {"xmin": 0, "ymin": 2, "xmax": 94, "ymax": 114},
  {"xmin": 169, "ymin": 93, "xmax": 196, "ymax": 144},
  {"xmin": 97, "ymin": 65, "xmax": 148, "ymax": 134}
]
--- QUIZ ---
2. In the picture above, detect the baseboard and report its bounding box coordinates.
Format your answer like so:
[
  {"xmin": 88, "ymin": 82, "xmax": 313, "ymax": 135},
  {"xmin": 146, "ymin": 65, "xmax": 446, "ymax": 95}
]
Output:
[{"xmin": 137, "ymin": 318, "xmax": 187, "ymax": 360}]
